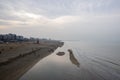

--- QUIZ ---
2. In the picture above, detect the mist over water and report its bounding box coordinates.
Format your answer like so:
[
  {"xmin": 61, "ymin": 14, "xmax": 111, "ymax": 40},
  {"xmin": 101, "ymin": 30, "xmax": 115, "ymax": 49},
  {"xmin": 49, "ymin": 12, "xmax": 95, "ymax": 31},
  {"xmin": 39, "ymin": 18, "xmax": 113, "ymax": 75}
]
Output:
[{"xmin": 19, "ymin": 41, "xmax": 120, "ymax": 80}]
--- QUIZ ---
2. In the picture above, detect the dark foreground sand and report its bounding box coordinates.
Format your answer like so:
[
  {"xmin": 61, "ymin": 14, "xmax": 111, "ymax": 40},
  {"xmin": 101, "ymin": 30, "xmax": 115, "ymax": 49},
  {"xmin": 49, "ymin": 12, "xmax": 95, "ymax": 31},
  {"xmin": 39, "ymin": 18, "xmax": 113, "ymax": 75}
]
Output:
[{"xmin": 0, "ymin": 41, "xmax": 63, "ymax": 80}]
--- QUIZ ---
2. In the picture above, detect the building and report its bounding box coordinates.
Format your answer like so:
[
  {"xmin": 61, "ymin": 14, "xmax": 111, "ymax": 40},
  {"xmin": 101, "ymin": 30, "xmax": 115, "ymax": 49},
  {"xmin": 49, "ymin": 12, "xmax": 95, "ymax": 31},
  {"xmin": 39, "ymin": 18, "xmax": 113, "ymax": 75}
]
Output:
[{"xmin": 0, "ymin": 33, "xmax": 24, "ymax": 42}]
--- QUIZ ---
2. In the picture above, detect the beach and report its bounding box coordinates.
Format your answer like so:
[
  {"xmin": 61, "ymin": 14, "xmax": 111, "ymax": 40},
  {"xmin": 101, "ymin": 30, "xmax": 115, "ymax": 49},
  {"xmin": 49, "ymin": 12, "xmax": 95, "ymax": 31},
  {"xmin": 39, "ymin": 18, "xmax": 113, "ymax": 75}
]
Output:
[{"xmin": 0, "ymin": 41, "xmax": 63, "ymax": 80}]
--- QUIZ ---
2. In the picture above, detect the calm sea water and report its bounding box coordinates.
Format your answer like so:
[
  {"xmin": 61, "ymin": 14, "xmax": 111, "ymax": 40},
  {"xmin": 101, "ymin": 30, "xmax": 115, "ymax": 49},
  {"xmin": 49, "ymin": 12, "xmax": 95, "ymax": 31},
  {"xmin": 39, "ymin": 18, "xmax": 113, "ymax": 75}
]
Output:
[{"xmin": 19, "ymin": 41, "xmax": 120, "ymax": 80}]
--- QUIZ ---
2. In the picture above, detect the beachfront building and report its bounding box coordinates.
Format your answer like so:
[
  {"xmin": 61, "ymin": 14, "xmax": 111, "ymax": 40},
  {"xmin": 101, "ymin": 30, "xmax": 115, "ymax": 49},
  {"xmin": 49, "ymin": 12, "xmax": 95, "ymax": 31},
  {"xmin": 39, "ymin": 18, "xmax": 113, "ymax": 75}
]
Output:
[
  {"xmin": 0, "ymin": 33, "xmax": 24, "ymax": 42},
  {"xmin": 0, "ymin": 35, "xmax": 3, "ymax": 40},
  {"xmin": 16, "ymin": 36, "xmax": 24, "ymax": 41},
  {"xmin": 0, "ymin": 33, "xmax": 53, "ymax": 43}
]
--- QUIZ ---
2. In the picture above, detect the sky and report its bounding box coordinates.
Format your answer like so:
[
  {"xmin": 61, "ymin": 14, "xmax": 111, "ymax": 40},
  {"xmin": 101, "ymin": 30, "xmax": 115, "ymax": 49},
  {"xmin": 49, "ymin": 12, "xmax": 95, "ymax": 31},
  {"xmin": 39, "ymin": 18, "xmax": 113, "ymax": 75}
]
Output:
[{"xmin": 0, "ymin": 0, "xmax": 120, "ymax": 42}]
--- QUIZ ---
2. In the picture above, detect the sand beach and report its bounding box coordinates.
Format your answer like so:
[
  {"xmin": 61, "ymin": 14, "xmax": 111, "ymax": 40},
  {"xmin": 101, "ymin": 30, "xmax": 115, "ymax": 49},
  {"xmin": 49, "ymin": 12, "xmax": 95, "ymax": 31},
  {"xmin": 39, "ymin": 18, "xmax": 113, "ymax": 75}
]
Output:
[{"xmin": 0, "ymin": 41, "xmax": 63, "ymax": 80}]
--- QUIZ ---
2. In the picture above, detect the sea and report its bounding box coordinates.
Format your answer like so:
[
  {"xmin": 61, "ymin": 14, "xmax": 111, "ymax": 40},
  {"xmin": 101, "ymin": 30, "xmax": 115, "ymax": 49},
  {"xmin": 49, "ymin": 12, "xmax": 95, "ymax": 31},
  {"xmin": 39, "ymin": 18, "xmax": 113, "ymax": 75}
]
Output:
[{"xmin": 19, "ymin": 41, "xmax": 120, "ymax": 80}]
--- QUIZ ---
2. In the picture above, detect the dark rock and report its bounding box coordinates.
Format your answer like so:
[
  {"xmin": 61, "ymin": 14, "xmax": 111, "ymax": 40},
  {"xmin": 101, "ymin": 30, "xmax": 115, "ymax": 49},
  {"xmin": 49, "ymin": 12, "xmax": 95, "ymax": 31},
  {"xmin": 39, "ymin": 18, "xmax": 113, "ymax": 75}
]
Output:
[{"xmin": 56, "ymin": 52, "xmax": 65, "ymax": 56}]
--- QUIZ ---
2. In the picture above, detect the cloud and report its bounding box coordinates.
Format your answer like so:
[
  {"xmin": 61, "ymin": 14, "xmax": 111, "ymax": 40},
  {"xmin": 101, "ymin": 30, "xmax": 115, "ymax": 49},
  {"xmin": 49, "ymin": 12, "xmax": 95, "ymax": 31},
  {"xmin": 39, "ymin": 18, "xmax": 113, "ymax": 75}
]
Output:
[
  {"xmin": 0, "ymin": 9, "xmax": 80, "ymax": 27},
  {"xmin": 0, "ymin": 0, "xmax": 120, "ymax": 19},
  {"xmin": 0, "ymin": 0, "xmax": 120, "ymax": 42}
]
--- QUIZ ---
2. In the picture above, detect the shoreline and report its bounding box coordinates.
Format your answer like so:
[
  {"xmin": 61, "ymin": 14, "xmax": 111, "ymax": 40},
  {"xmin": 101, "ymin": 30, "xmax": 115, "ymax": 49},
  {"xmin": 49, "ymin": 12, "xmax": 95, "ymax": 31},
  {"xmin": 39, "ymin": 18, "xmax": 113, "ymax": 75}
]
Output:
[{"xmin": 0, "ymin": 41, "xmax": 63, "ymax": 80}]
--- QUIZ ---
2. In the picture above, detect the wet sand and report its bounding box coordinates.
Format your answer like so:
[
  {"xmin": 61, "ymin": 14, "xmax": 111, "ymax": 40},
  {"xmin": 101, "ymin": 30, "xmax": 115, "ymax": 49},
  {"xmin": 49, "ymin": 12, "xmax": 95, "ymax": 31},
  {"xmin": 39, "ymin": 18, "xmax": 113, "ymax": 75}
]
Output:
[{"xmin": 0, "ymin": 41, "xmax": 62, "ymax": 80}]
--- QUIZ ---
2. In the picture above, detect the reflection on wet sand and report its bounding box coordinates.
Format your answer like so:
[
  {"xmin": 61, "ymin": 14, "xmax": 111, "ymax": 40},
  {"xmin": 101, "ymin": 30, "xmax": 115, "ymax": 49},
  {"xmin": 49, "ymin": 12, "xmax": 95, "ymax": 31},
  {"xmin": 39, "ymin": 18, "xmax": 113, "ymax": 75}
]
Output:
[{"xmin": 68, "ymin": 49, "xmax": 80, "ymax": 67}]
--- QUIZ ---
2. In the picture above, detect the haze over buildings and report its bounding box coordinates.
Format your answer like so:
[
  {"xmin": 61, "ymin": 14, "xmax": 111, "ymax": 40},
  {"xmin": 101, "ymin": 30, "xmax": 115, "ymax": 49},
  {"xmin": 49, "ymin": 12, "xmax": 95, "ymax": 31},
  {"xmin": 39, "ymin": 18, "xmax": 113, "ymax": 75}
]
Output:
[{"xmin": 0, "ymin": 0, "xmax": 120, "ymax": 42}]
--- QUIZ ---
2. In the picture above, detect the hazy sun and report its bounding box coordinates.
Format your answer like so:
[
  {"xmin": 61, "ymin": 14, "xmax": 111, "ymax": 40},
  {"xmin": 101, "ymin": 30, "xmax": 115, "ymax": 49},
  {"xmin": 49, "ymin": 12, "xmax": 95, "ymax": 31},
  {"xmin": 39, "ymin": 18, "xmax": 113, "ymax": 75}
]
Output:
[{"xmin": 15, "ymin": 11, "xmax": 41, "ymax": 19}]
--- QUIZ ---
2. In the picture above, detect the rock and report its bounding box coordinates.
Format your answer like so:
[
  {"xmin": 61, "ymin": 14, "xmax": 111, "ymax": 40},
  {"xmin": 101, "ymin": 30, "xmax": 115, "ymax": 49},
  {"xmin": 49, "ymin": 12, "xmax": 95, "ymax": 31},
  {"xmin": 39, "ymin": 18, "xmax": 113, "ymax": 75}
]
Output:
[{"xmin": 56, "ymin": 52, "xmax": 65, "ymax": 56}]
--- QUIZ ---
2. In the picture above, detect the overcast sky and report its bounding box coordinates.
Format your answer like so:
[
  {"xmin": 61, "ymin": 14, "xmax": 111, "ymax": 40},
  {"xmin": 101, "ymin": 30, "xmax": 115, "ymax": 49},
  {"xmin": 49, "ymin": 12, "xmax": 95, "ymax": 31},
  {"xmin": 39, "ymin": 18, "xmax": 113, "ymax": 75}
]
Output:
[{"xmin": 0, "ymin": 0, "xmax": 120, "ymax": 42}]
